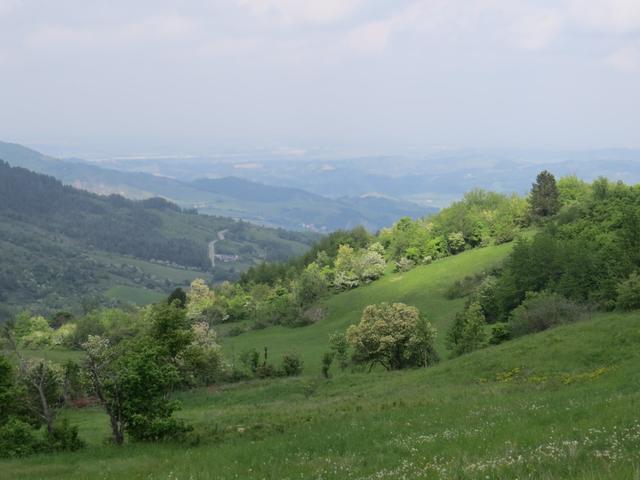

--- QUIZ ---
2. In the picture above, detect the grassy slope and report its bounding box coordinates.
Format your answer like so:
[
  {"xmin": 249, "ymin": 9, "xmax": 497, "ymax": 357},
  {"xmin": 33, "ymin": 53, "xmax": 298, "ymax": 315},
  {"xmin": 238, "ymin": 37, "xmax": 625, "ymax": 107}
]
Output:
[
  {"xmin": 4, "ymin": 242, "xmax": 640, "ymax": 479},
  {"xmin": 223, "ymin": 242, "xmax": 514, "ymax": 370},
  {"xmin": 3, "ymin": 311, "xmax": 639, "ymax": 479}
]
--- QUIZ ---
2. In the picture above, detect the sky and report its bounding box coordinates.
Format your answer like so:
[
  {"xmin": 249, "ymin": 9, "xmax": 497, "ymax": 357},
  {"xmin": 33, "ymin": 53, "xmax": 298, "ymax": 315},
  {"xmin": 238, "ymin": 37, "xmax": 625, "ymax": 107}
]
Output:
[{"xmin": 0, "ymin": 0, "xmax": 639, "ymax": 157}]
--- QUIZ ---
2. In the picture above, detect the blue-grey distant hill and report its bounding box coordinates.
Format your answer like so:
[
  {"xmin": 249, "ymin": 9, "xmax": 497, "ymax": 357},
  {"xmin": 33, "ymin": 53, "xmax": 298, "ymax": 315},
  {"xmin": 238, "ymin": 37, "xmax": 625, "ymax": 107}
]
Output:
[{"xmin": 0, "ymin": 141, "xmax": 432, "ymax": 232}]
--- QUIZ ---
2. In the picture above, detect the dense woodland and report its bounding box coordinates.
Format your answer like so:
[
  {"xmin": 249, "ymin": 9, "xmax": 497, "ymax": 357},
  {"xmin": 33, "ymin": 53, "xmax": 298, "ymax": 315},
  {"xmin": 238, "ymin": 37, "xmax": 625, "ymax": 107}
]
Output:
[{"xmin": 0, "ymin": 161, "xmax": 317, "ymax": 319}]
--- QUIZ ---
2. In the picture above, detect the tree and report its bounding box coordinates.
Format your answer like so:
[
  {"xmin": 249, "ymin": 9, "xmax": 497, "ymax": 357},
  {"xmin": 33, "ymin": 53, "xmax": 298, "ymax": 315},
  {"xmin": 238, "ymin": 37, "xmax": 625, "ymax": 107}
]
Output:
[
  {"xmin": 0, "ymin": 354, "xmax": 18, "ymax": 425},
  {"xmin": 82, "ymin": 335, "xmax": 190, "ymax": 444},
  {"xmin": 346, "ymin": 303, "xmax": 438, "ymax": 371},
  {"xmin": 333, "ymin": 244, "xmax": 359, "ymax": 291},
  {"xmin": 147, "ymin": 302, "xmax": 194, "ymax": 362},
  {"xmin": 328, "ymin": 332, "xmax": 349, "ymax": 371},
  {"xmin": 292, "ymin": 263, "xmax": 327, "ymax": 308},
  {"xmin": 447, "ymin": 302, "xmax": 487, "ymax": 356},
  {"xmin": 447, "ymin": 232, "xmax": 465, "ymax": 254},
  {"xmin": 1, "ymin": 327, "xmax": 62, "ymax": 435},
  {"xmin": 530, "ymin": 170, "xmax": 560, "ymax": 218},
  {"xmin": 167, "ymin": 288, "xmax": 187, "ymax": 308},
  {"xmin": 617, "ymin": 272, "xmax": 640, "ymax": 310},
  {"xmin": 354, "ymin": 245, "xmax": 386, "ymax": 283},
  {"xmin": 186, "ymin": 279, "xmax": 215, "ymax": 322},
  {"xmin": 82, "ymin": 335, "xmax": 125, "ymax": 445}
]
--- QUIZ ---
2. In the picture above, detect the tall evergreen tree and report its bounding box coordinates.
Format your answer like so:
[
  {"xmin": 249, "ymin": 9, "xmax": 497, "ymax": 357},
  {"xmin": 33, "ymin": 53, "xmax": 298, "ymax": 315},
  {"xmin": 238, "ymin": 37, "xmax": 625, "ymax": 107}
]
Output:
[{"xmin": 530, "ymin": 170, "xmax": 560, "ymax": 218}]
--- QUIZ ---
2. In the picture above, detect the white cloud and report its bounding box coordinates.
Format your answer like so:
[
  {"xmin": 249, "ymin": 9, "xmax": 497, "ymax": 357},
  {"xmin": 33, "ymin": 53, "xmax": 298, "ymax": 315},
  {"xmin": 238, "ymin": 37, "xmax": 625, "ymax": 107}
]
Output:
[
  {"xmin": 605, "ymin": 43, "xmax": 640, "ymax": 71},
  {"xmin": 26, "ymin": 14, "xmax": 198, "ymax": 50},
  {"xmin": 345, "ymin": 19, "xmax": 396, "ymax": 53},
  {"xmin": 511, "ymin": 10, "xmax": 564, "ymax": 51},
  {"xmin": 0, "ymin": 0, "xmax": 19, "ymax": 16},
  {"xmin": 237, "ymin": 0, "xmax": 363, "ymax": 25},
  {"xmin": 344, "ymin": 1, "xmax": 565, "ymax": 54},
  {"xmin": 569, "ymin": 0, "xmax": 640, "ymax": 34}
]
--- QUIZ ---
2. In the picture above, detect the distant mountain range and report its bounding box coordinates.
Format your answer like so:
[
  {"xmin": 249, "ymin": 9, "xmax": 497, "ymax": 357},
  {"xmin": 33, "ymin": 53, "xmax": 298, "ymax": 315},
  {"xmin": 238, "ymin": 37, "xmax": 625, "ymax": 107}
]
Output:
[
  {"xmin": 0, "ymin": 142, "xmax": 433, "ymax": 232},
  {"xmin": 79, "ymin": 147, "xmax": 640, "ymax": 207}
]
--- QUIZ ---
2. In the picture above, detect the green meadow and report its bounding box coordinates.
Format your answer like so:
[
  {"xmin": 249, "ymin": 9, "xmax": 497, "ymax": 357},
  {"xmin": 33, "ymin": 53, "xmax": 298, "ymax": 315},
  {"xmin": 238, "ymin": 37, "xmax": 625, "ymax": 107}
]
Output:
[{"xmin": 3, "ymin": 242, "xmax": 639, "ymax": 479}]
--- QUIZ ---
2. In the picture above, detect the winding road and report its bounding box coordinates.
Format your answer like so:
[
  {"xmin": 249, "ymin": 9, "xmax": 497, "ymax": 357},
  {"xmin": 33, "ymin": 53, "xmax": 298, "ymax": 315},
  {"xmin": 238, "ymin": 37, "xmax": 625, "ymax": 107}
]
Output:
[{"xmin": 208, "ymin": 229, "xmax": 228, "ymax": 268}]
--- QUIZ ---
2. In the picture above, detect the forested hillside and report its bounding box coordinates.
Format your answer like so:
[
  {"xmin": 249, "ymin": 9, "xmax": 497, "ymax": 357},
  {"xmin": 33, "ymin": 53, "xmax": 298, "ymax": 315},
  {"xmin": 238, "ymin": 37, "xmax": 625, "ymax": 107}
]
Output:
[{"xmin": 0, "ymin": 161, "xmax": 316, "ymax": 318}]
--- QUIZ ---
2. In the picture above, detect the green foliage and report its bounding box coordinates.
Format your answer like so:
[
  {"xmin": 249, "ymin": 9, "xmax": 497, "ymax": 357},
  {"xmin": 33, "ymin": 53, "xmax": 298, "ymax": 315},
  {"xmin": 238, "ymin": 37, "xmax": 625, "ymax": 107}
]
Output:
[
  {"xmin": 447, "ymin": 231, "xmax": 466, "ymax": 254},
  {"xmin": 347, "ymin": 303, "xmax": 438, "ymax": 371},
  {"xmin": 328, "ymin": 332, "xmax": 349, "ymax": 371},
  {"xmin": 114, "ymin": 340, "xmax": 190, "ymax": 442},
  {"xmin": 447, "ymin": 301, "xmax": 487, "ymax": 356},
  {"xmin": 148, "ymin": 302, "xmax": 194, "ymax": 360},
  {"xmin": 616, "ymin": 272, "xmax": 640, "ymax": 311},
  {"xmin": 530, "ymin": 170, "xmax": 560, "ymax": 218},
  {"xmin": 44, "ymin": 419, "xmax": 85, "ymax": 452},
  {"xmin": 167, "ymin": 288, "xmax": 187, "ymax": 308},
  {"xmin": 489, "ymin": 323, "xmax": 511, "ymax": 345},
  {"xmin": 239, "ymin": 348, "xmax": 260, "ymax": 374},
  {"xmin": 0, "ymin": 417, "xmax": 42, "ymax": 458},
  {"xmin": 509, "ymin": 292, "xmax": 585, "ymax": 338},
  {"xmin": 62, "ymin": 361, "xmax": 84, "ymax": 403},
  {"xmin": 557, "ymin": 175, "xmax": 590, "ymax": 208},
  {"xmin": 13, "ymin": 312, "xmax": 53, "ymax": 348},
  {"xmin": 280, "ymin": 352, "xmax": 303, "ymax": 377},
  {"xmin": 292, "ymin": 263, "xmax": 328, "ymax": 308},
  {"xmin": 320, "ymin": 352, "xmax": 334, "ymax": 378},
  {"xmin": 0, "ymin": 355, "xmax": 18, "ymax": 424}
]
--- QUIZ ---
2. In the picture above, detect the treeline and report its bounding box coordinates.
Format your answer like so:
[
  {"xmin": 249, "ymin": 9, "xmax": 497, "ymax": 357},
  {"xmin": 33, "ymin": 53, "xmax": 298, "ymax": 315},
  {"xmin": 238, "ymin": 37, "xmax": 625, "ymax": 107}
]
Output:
[{"xmin": 446, "ymin": 172, "xmax": 640, "ymax": 356}]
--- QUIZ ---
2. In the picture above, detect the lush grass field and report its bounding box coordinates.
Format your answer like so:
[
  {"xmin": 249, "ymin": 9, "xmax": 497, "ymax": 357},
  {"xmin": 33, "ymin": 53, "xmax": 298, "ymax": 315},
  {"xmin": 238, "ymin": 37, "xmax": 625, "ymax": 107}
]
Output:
[
  {"xmin": 104, "ymin": 285, "xmax": 167, "ymax": 306},
  {"xmin": 223, "ymin": 242, "xmax": 514, "ymax": 371},
  {"xmin": 2, "ymin": 310, "xmax": 639, "ymax": 479}
]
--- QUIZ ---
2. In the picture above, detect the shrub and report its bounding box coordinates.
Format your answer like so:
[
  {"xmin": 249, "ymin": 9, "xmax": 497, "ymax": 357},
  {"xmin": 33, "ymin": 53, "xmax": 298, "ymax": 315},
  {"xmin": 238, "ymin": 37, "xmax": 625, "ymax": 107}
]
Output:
[
  {"xmin": 616, "ymin": 272, "xmax": 640, "ymax": 311},
  {"xmin": 44, "ymin": 419, "xmax": 85, "ymax": 452},
  {"xmin": 328, "ymin": 332, "xmax": 349, "ymax": 371},
  {"xmin": 447, "ymin": 232, "xmax": 466, "ymax": 254},
  {"xmin": 0, "ymin": 418, "xmax": 42, "ymax": 458},
  {"xmin": 446, "ymin": 302, "xmax": 487, "ymax": 356},
  {"xmin": 321, "ymin": 352, "xmax": 334, "ymax": 378},
  {"xmin": 281, "ymin": 352, "xmax": 303, "ymax": 377},
  {"xmin": 239, "ymin": 348, "xmax": 260, "ymax": 374},
  {"xmin": 489, "ymin": 324, "xmax": 511, "ymax": 345},
  {"xmin": 394, "ymin": 257, "xmax": 414, "ymax": 273},
  {"xmin": 509, "ymin": 292, "xmax": 585, "ymax": 337}
]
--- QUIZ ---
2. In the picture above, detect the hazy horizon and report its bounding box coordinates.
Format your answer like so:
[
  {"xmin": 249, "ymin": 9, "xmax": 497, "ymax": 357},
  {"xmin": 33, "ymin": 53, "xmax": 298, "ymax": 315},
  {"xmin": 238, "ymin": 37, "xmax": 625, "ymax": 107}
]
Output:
[{"xmin": 1, "ymin": 0, "xmax": 640, "ymax": 156}]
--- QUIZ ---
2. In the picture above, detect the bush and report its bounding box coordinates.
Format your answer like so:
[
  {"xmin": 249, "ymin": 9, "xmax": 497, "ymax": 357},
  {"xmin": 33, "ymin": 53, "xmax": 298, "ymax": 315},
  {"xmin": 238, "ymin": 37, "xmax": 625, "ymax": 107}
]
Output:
[
  {"xmin": 509, "ymin": 292, "xmax": 585, "ymax": 338},
  {"xmin": 281, "ymin": 352, "xmax": 303, "ymax": 377},
  {"xmin": 444, "ymin": 274, "xmax": 485, "ymax": 300},
  {"xmin": 321, "ymin": 352, "xmax": 334, "ymax": 378},
  {"xmin": 44, "ymin": 419, "xmax": 85, "ymax": 452},
  {"xmin": 446, "ymin": 302, "xmax": 487, "ymax": 356},
  {"xmin": 616, "ymin": 272, "xmax": 640, "ymax": 311},
  {"xmin": 489, "ymin": 324, "xmax": 511, "ymax": 345},
  {"xmin": 0, "ymin": 418, "xmax": 42, "ymax": 458},
  {"xmin": 394, "ymin": 257, "xmax": 414, "ymax": 273}
]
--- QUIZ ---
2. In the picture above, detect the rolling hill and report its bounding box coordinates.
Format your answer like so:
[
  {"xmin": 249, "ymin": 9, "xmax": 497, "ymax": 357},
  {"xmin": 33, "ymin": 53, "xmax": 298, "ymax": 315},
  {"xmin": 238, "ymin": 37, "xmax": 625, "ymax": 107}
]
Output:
[
  {"xmin": 0, "ymin": 141, "xmax": 433, "ymax": 232},
  {"xmin": 0, "ymin": 160, "xmax": 316, "ymax": 319}
]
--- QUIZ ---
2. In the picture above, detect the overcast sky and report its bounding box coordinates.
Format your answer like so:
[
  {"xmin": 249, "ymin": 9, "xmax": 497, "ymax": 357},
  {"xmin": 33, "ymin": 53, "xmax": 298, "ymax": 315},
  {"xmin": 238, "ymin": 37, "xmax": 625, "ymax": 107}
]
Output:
[{"xmin": 1, "ymin": 0, "xmax": 639, "ymax": 156}]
